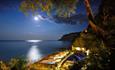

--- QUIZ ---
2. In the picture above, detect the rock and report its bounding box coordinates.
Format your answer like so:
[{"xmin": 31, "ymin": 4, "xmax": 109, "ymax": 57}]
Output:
[{"xmin": 59, "ymin": 32, "xmax": 80, "ymax": 42}]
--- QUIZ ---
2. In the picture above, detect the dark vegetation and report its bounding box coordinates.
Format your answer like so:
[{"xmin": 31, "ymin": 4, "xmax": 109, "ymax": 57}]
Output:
[
  {"xmin": 0, "ymin": 0, "xmax": 115, "ymax": 70},
  {"xmin": 59, "ymin": 32, "xmax": 80, "ymax": 42}
]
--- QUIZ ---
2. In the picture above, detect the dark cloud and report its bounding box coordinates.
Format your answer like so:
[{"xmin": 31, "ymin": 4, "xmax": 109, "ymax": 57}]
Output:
[
  {"xmin": 51, "ymin": 0, "xmax": 101, "ymax": 25},
  {"xmin": 53, "ymin": 14, "xmax": 88, "ymax": 24}
]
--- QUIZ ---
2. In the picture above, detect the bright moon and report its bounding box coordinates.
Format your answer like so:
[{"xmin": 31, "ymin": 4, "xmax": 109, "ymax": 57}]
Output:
[
  {"xmin": 34, "ymin": 15, "xmax": 44, "ymax": 21},
  {"xmin": 34, "ymin": 16, "xmax": 39, "ymax": 21}
]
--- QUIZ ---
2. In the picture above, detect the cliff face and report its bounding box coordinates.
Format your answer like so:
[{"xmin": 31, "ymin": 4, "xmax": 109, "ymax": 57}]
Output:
[{"xmin": 59, "ymin": 32, "xmax": 80, "ymax": 42}]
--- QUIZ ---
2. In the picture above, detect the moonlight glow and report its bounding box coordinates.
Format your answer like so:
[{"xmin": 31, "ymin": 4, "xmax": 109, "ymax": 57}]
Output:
[
  {"xmin": 27, "ymin": 45, "xmax": 42, "ymax": 63},
  {"xmin": 34, "ymin": 16, "xmax": 39, "ymax": 21},
  {"xmin": 34, "ymin": 15, "xmax": 44, "ymax": 21}
]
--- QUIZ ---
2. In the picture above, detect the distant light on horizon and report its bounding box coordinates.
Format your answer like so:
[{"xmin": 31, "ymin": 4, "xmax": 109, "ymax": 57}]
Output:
[{"xmin": 26, "ymin": 40, "xmax": 42, "ymax": 43}]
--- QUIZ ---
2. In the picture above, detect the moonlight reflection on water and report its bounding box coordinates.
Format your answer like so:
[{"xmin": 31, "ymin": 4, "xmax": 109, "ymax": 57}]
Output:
[{"xmin": 27, "ymin": 40, "xmax": 42, "ymax": 63}]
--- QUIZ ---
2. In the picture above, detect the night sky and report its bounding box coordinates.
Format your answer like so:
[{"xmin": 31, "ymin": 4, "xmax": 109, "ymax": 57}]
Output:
[{"xmin": 0, "ymin": 0, "xmax": 100, "ymax": 40}]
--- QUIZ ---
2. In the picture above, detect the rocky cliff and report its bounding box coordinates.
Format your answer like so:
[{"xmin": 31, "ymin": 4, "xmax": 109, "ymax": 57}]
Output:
[{"xmin": 59, "ymin": 32, "xmax": 80, "ymax": 42}]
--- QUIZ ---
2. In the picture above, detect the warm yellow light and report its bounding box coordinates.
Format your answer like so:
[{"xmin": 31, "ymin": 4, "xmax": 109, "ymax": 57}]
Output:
[
  {"xmin": 55, "ymin": 59, "xmax": 62, "ymax": 62},
  {"xmin": 81, "ymin": 48, "xmax": 85, "ymax": 51},
  {"xmin": 86, "ymin": 50, "xmax": 90, "ymax": 55},
  {"xmin": 72, "ymin": 46, "xmax": 86, "ymax": 52},
  {"xmin": 75, "ymin": 47, "xmax": 81, "ymax": 51}
]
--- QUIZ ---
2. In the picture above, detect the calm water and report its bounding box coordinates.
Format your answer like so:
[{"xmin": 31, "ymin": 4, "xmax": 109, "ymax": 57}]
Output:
[{"xmin": 0, "ymin": 40, "xmax": 71, "ymax": 62}]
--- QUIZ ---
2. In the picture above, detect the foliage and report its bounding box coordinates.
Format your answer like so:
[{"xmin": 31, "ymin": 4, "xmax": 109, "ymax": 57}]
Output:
[
  {"xmin": 94, "ymin": 0, "xmax": 115, "ymax": 69},
  {"xmin": 73, "ymin": 32, "xmax": 100, "ymax": 49},
  {"xmin": 0, "ymin": 61, "xmax": 10, "ymax": 70},
  {"xmin": 72, "ymin": 32, "xmax": 110, "ymax": 70},
  {"xmin": 0, "ymin": 58, "xmax": 27, "ymax": 70},
  {"xmin": 20, "ymin": 0, "xmax": 79, "ymax": 17},
  {"xmin": 19, "ymin": 0, "xmax": 114, "ymax": 70},
  {"xmin": 95, "ymin": 0, "xmax": 115, "ymax": 48}
]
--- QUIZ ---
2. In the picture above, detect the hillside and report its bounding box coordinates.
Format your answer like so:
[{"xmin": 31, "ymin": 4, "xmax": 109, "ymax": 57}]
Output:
[{"xmin": 59, "ymin": 32, "xmax": 80, "ymax": 42}]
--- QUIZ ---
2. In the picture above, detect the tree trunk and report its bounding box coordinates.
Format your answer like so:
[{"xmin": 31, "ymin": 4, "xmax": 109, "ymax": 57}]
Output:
[{"xmin": 84, "ymin": 0, "xmax": 108, "ymax": 39}]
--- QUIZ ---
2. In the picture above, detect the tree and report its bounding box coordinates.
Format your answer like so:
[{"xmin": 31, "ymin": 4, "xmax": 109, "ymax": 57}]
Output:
[
  {"xmin": 95, "ymin": 0, "xmax": 115, "ymax": 69},
  {"xmin": 20, "ymin": 0, "xmax": 108, "ymax": 40},
  {"xmin": 20, "ymin": 0, "xmax": 113, "ymax": 70},
  {"xmin": 20, "ymin": 0, "xmax": 78, "ymax": 17}
]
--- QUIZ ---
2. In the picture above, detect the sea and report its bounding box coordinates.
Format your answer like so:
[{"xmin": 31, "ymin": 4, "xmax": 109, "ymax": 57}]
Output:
[{"xmin": 0, "ymin": 40, "xmax": 71, "ymax": 62}]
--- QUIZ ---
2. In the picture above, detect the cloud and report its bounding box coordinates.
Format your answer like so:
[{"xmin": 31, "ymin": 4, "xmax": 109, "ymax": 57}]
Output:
[{"xmin": 52, "ymin": 14, "xmax": 88, "ymax": 24}]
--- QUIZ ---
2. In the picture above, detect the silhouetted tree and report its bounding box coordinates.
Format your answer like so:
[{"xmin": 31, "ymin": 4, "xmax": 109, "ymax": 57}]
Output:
[{"xmin": 20, "ymin": 0, "xmax": 114, "ymax": 70}]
